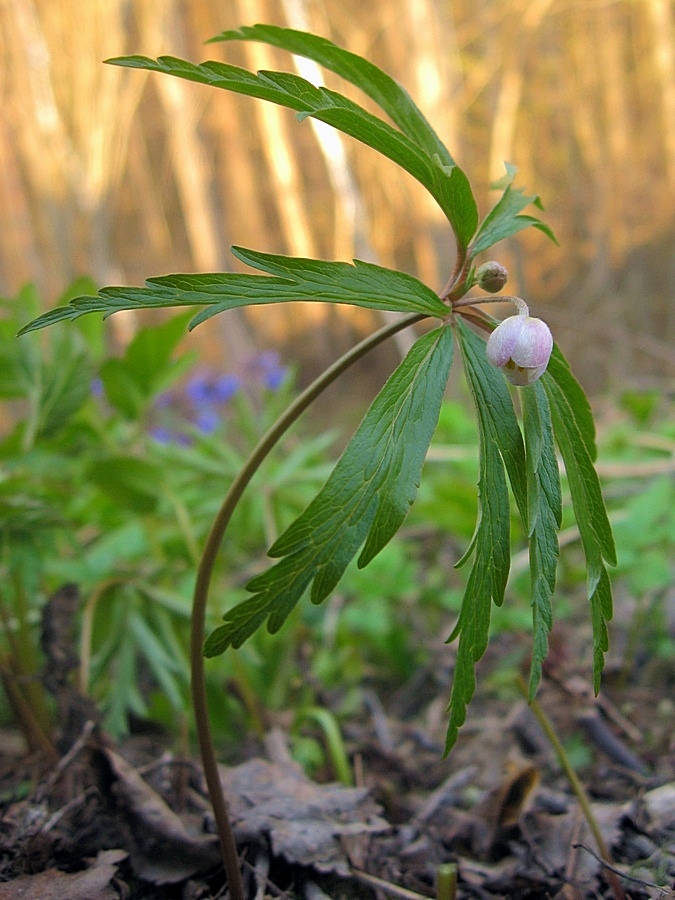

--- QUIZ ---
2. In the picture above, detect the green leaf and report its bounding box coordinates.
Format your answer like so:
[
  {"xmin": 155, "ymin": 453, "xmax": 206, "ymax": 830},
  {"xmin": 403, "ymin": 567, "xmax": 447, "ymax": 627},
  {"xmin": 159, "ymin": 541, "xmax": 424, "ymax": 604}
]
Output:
[
  {"xmin": 430, "ymin": 161, "xmax": 478, "ymax": 253},
  {"xmin": 211, "ymin": 24, "xmax": 454, "ymax": 166},
  {"xmin": 19, "ymin": 250, "xmax": 449, "ymax": 334},
  {"xmin": 224, "ymin": 247, "xmax": 449, "ymax": 318},
  {"xmin": 542, "ymin": 368, "xmax": 616, "ymax": 691},
  {"xmin": 87, "ymin": 456, "xmax": 162, "ymax": 514},
  {"xmin": 99, "ymin": 358, "xmax": 147, "ymax": 420},
  {"xmin": 5, "ymin": 306, "xmax": 93, "ymax": 441},
  {"xmin": 470, "ymin": 163, "xmax": 557, "ymax": 256},
  {"xmin": 455, "ymin": 318, "xmax": 527, "ymax": 526},
  {"xmin": 99, "ymin": 312, "xmax": 193, "ymax": 418},
  {"xmin": 545, "ymin": 343, "xmax": 597, "ymax": 461},
  {"xmin": 101, "ymin": 53, "xmax": 477, "ymax": 248},
  {"xmin": 444, "ymin": 336, "xmax": 511, "ymax": 752},
  {"xmin": 34, "ymin": 330, "xmax": 93, "ymax": 438},
  {"xmin": 210, "ymin": 25, "xmax": 479, "ymax": 250},
  {"xmin": 122, "ymin": 311, "xmax": 192, "ymax": 393},
  {"xmin": 444, "ymin": 317, "xmax": 531, "ymax": 752},
  {"xmin": 204, "ymin": 325, "xmax": 455, "ymax": 656},
  {"xmin": 0, "ymin": 287, "xmax": 42, "ymax": 398},
  {"xmin": 522, "ymin": 382, "xmax": 561, "ymax": 699}
]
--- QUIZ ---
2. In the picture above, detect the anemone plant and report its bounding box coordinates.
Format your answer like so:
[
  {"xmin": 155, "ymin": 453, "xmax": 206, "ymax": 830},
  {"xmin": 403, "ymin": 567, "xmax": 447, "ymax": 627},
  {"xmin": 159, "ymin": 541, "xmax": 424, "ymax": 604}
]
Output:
[{"xmin": 19, "ymin": 25, "xmax": 615, "ymax": 898}]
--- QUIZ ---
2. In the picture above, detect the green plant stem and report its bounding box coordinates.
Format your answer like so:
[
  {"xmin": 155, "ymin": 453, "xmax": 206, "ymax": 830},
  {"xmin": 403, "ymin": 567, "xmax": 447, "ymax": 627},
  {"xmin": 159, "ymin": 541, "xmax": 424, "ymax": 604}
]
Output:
[
  {"xmin": 79, "ymin": 578, "xmax": 126, "ymax": 695},
  {"xmin": 298, "ymin": 706, "xmax": 353, "ymax": 786},
  {"xmin": 436, "ymin": 863, "xmax": 457, "ymax": 900},
  {"xmin": 190, "ymin": 313, "xmax": 424, "ymax": 897},
  {"xmin": 0, "ymin": 658, "xmax": 57, "ymax": 761},
  {"xmin": 516, "ymin": 677, "xmax": 626, "ymax": 900},
  {"xmin": 0, "ymin": 579, "xmax": 52, "ymax": 742}
]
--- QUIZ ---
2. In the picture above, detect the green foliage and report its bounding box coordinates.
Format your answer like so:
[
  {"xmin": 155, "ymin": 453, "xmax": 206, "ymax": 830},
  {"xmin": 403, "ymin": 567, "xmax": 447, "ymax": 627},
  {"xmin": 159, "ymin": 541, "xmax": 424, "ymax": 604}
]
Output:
[
  {"xmin": 204, "ymin": 326, "xmax": 454, "ymax": 655},
  {"xmin": 542, "ymin": 357, "xmax": 616, "ymax": 692},
  {"xmin": 14, "ymin": 23, "xmax": 616, "ymax": 754},
  {"xmin": 20, "ymin": 252, "xmax": 448, "ymax": 335},
  {"xmin": 211, "ymin": 24, "xmax": 455, "ymax": 166},
  {"xmin": 99, "ymin": 312, "xmax": 195, "ymax": 418},
  {"xmin": 1, "ymin": 290, "xmax": 331, "ymax": 738},
  {"xmin": 469, "ymin": 163, "xmax": 558, "ymax": 256},
  {"xmin": 522, "ymin": 383, "xmax": 561, "ymax": 699}
]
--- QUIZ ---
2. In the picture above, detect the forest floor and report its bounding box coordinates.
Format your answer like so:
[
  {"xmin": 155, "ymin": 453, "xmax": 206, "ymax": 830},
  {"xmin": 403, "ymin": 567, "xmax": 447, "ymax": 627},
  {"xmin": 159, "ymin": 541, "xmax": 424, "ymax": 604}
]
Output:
[{"xmin": 0, "ymin": 610, "xmax": 673, "ymax": 899}]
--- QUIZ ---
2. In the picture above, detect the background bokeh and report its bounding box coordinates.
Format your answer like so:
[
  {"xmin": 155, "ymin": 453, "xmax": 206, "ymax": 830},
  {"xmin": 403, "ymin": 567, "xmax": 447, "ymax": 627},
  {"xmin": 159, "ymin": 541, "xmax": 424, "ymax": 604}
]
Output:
[{"xmin": 1, "ymin": 0, "xmax": 673, "ymax": 395}]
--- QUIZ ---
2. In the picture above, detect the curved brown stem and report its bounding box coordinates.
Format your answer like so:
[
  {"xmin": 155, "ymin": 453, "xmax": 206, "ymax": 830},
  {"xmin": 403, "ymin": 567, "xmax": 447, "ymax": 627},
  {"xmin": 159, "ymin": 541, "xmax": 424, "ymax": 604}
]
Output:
[{"xmin": 190, "ymin": 312, "xmax": 425, "ymax": 896}]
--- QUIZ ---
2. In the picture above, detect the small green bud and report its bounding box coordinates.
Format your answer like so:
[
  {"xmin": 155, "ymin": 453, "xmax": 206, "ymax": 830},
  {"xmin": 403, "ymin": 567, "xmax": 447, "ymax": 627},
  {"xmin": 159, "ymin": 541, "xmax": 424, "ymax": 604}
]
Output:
[{"xmin": 476, "ymin": 261, "xmax": 509, "ymax": 293}]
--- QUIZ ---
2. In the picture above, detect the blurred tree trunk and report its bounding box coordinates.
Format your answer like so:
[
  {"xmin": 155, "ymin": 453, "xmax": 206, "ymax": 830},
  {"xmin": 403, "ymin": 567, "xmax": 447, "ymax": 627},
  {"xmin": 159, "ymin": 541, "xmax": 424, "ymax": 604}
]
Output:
[
  {"xmin": 0, "ymin": 0, "xmax": 672, "ymax": 391},
  {"xmin": 488, "ymin": 0, "xmax": 554, "ymax": 180},
  {"xmin": 647, "ymin": 0, "xmax": 675, "ymax": 189}
]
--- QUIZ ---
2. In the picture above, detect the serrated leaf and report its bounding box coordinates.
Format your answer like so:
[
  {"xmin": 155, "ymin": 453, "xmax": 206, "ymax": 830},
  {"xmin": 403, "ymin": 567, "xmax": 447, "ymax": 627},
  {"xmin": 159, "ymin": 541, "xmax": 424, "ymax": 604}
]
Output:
[
  {"xmin": 225, "ymin": 248, "xmax": 449, "ymax": 317},
  {"xmin": 19, "ymin": 250, "xmax": 449, "ymax": 335},
  {"xmin": 102, "ymin": 52, "xmax": 476, "ymax": 248},
  {"xmin": 542, "ymin": 374, "xmax": 615, "ymax": 568},
  {"xmin": 444, "ymin": 542, "xmax": 496, "ymax": 753},
  {"xmin": 522, "ymin": 382, "xmax": 561, "ymax": 699},
  {"xmin": 456, "ymin": 318, "xmax": 527, "ymax": 527},
  {"xmin": 470, "ymin": 163, "xmax": 557, "ymax": 256},
  {"xmin": 545, "ymin": 344, "xmax": 597, "ymax": 461},
  {"xmin": 204, "ymin": 326, "xmax": 454, "ymax": 656},
  {"xmin": 542, "ymin": 368, "xmax": 615, "ymax": 691},
  {"xmin": 211, "ymin": 24, "xmax": 454, "ymax": 166},
  {"xmin": 444, "ymin": 387, "xmax": 510, "ymax": 753},
  {"xmin": 444, "ymin": 319, "xmax": 517, "ymax": 753},
  {"xmin": 211, "ymin": 26, "xmax": 479, "ymax": 250}
]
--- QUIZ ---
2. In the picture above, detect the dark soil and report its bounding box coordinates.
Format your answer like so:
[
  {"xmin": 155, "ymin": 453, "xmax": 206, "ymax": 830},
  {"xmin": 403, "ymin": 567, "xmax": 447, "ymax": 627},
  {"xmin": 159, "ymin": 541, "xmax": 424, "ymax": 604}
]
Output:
[{"xmin": 0, "ymin": 616, "xmax": 673, "ymax": 899}]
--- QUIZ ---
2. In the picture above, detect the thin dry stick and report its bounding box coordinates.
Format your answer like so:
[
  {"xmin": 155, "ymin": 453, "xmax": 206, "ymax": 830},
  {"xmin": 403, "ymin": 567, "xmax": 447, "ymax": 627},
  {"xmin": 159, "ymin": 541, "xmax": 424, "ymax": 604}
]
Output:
[{"xmin": 351, "ymin": 866, "xmax": 434, "ymax": 900}]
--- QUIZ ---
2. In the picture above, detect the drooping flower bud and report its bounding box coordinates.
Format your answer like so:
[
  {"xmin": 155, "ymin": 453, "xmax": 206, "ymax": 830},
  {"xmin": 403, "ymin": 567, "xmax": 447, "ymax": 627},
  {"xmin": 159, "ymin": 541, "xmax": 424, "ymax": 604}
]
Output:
[
  {"xmin": 486, "ymin": 313, "xmax": 553, "ymax": 385},
  {"xmin": 476, "ymin": 261, "xmax": 508, "ymax": 293}
]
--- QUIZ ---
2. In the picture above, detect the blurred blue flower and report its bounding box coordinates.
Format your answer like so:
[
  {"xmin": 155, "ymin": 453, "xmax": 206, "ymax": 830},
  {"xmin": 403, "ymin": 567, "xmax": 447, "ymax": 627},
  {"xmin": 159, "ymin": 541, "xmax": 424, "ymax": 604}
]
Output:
[
  {"xmin": 150, "ymin": 357, "xmax": 288, "ymax": 444},
  {"xmin": 90, "ymin": 377, "xmax": 104, "ymax": 397},
  {"xmin": 149, "ymin": 426, "xmax": 191, "ymax": 446},
  {"xmin": 213, "ymin": 373, "xmax": 241, "ymax": 402},
  {"xmin": 186, "ymin": 372, "xmax": 241, "ymax": 407},
  {"xmin": 251, "ymin": 351, "xmax": 287, "ymax": 391},
  {"xmin": 194, "ymin": 407, "xmax": 220, "ymax": 435},
  {"xmin": 185, "ymin": 374, "xmax": 215, "ymax": 406}
]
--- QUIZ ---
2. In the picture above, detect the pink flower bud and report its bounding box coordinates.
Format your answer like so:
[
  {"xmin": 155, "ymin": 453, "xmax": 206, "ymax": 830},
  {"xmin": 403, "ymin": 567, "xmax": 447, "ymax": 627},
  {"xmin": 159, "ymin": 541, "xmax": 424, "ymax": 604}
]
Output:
[{"xmin": 486, "ymin": 314, "xmax": 553, "ymax": 385}]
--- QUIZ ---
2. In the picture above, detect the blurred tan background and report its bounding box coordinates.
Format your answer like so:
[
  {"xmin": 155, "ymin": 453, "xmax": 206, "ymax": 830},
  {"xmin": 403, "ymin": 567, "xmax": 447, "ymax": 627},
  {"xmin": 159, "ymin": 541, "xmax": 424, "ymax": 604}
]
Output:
[{"xmin": 1, "ymin": 0, "xmax": 673, "ymax": 394}]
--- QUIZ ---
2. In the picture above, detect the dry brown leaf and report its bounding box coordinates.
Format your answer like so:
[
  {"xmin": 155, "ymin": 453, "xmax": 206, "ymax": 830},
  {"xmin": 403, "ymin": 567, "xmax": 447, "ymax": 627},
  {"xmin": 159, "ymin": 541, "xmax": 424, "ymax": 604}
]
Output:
[
  {"xmin": 101, "ymin": 748, "xmax": 220, "ymax": 884},
  {"xmin": 643, "ymin": 782, "xmax": 675, "ymax": 833},
  {"xmin": 219, "ymin": 757, "xmax": 388, "ymax": 875},
  {"xmin": 0, "ymin": 849, "xmax": 126, "ymax": 900}
]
